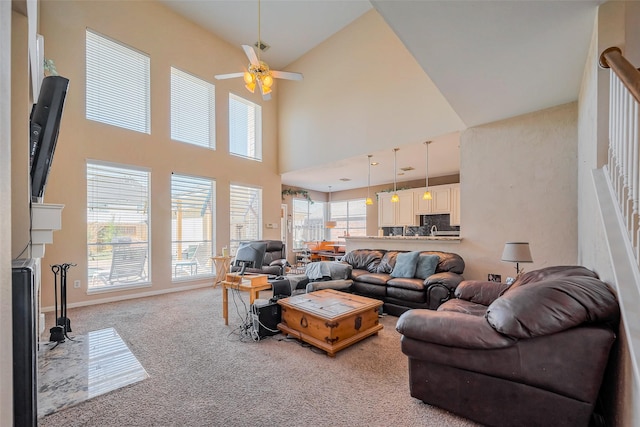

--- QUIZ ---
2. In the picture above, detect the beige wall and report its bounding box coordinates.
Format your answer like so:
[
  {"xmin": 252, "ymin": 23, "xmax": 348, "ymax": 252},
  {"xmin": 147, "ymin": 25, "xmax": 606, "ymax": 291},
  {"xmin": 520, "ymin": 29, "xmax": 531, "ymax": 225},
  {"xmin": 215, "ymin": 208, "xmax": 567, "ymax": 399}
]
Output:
[
  {"xmin": 277, "ymin": 9, "xmax": 464, "ymax": 175},
  {"xmin": 35, "ymin": 0, "xmax": 283, "ymax": 308}
]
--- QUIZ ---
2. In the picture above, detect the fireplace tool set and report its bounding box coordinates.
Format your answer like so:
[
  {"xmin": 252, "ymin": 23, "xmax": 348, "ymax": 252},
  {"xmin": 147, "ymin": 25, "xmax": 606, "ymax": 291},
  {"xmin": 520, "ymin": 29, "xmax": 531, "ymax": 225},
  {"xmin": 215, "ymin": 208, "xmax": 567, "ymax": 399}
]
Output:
[{"xmin": 49, "ymin": 263, "xmax": 76, "ymax": 343}]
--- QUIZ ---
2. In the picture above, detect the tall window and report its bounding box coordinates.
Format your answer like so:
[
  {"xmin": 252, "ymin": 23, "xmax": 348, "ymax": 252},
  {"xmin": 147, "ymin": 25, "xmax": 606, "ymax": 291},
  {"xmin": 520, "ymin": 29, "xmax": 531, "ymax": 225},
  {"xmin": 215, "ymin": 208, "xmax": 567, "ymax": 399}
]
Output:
[
  {"xmin": 230, "ymin": 184, "xmax": 262, "ymax": 253},
  {"xmin": 87, "ymin": 162, "xmax": 150, "ymax": 291},
  {"xmin": 170, "ymin": 67, "xmax": 215, "ymax": 149},
  {"xmin": 86, "ymin": 29, "xmax": 150, "ymax": 133},
  {"xmin": 171, "ymin": 174, "xmax": 215, "ymax": 280},
  {"xmin": 292, "ymin": 199, "xmax": 325, "ymax": 249},
  {"xmin": 229, "ymin": 94, "xmax": 262, "ymax": 161},
  {"xmin": 329, "ymin": 199, "xmax": 367, "ymax": 240}
]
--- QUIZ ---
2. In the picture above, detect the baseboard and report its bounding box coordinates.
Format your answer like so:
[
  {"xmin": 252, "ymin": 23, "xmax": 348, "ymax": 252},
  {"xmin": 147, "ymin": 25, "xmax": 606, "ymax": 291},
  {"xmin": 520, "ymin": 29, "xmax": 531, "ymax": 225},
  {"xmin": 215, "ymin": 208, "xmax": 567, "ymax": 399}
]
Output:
[{"xmin": 40, "ymin": 282, "xmax": 212, "ymax": 312}]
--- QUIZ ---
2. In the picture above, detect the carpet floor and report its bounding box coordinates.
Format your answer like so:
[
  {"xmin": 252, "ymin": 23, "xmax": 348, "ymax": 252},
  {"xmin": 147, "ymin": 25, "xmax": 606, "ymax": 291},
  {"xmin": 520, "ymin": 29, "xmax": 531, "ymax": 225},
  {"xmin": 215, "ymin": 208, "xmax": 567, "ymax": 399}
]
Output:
[{"xmin": 38, "ymin": 286, "xmax": 478, "ymax": 427}]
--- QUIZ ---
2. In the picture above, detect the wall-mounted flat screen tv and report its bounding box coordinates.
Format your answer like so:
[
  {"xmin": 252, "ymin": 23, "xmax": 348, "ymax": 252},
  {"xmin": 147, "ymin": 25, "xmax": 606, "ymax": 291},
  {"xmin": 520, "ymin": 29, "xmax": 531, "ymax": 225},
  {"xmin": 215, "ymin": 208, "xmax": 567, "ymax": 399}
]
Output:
[{"xmin": 30, "ymin": 75, "xmax": 69, "ymax": 203}]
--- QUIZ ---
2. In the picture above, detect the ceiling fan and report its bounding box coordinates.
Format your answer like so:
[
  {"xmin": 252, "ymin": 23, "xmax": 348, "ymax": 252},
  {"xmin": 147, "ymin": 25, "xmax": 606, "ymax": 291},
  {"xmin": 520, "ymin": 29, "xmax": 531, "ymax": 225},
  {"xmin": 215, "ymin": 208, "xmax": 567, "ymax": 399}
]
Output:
[{"xmin": 214, "ymin": 0, "xmax": 303, "ymax": 101}]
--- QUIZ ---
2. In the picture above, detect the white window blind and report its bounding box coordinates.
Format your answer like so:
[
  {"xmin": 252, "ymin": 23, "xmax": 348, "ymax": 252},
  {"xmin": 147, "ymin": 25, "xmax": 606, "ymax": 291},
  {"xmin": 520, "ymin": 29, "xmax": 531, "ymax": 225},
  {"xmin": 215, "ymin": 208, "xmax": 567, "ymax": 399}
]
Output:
[
  {"xmin": 292, "ymin": 199, "xmax": 325, "ymax": 249},
  {"xmin": 229, "ymin": 94, "xmax": 262, "ymax": 161},
  {"xmin": 171, "ymin": 174, "xmax": 215, "ymax": 279},
  {"xmin": 329, "ymin": 199, "xmax": 366, "ymax": 240},
  {"xmin": 86, "ymin": 29, "xmax": 150, "ymax": 134},
  {"xmin": 170, "ymin": 68, "xmax": 215, "ymax": 149},
  {"xmin": 229, "ymin": 184, "xmax": 262, "ymax": 253},
  {"xmin": 87, "ymin": 162, "xmax": 150, "ymax": 290}
]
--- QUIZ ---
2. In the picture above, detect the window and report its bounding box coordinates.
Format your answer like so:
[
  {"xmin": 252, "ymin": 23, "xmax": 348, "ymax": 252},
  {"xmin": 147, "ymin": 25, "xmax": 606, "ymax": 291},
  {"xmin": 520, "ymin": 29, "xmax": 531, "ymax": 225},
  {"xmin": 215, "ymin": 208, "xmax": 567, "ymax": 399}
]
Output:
[
  {"xmin": 229, "ymin": 94, "xmax": 262, "ymax": 161},
  {"xmin": 170, "ymin": 67, "xmax": 215, "ymax": 149},
  {"xmin": 230, "ymin": 184, "xmax": 262, "ymax": 254},
  {"xmin": 171, "ymin": 174, "xmax": 215, "ymax": 280},
  {"xmin": 292, "ymin": 199, "xmax": 325, "ymax": 249},
  {"xmin": 87, "ymin": 162, "xmax": 150, "ymax": 291},
  {"xmin": 328, "ymin": 199, "xmax": 367, "ymax": 241},
  {"xmin": 86, "ymin": 29, "xmax": 150, "ymax": 133}
]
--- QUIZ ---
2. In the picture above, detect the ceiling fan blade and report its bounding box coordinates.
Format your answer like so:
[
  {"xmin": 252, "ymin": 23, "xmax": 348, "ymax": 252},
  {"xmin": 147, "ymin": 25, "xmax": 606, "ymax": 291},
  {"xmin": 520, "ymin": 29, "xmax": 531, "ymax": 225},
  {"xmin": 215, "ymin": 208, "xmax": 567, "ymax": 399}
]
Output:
[
  {"xmin": 214, "ymin": 72, "xmax": 244, "ymax": 80},
  {"xmin": 271, "ymin": 70, "xmax": 304, "ymax": 81},
  {"xmin": 242, "ymin": 44, "xmax": 260, "ymax": 66}
]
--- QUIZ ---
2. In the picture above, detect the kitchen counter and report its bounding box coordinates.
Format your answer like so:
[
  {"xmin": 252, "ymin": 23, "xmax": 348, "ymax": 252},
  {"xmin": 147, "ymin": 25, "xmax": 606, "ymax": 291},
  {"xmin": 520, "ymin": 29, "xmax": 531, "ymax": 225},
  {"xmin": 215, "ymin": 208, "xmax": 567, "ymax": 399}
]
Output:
[
  {"xmin": 344, "ymin": 235, "xmax": 461, "ymax": 252},
  {"xmin": 348, "ymin": 235, "xmax": 461, "ymax": 241}
]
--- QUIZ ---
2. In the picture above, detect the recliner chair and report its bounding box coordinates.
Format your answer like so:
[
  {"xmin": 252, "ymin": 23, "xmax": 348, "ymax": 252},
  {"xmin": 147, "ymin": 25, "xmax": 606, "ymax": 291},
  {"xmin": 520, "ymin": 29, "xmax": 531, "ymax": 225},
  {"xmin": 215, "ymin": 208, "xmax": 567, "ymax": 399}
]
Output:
[
  {"xmin": 230, "ymin": 240, "xmax": 289, "ymax": 276},
  {"xmin": 396, "ymin": 265, "xmax": 620, "ymax": 427}
]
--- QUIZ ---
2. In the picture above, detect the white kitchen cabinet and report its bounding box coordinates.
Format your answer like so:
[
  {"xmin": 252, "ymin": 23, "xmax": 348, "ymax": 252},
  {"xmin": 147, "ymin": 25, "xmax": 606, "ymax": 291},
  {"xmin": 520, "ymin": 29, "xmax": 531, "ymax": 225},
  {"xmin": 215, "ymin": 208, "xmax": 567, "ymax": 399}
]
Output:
[
  {"xmin": 377, "ymin": 190, "xmax": 416, "ymax": 227},
  {"xmin": 414, "ymin": 185, "xmax": 451, "ymax": 214}
]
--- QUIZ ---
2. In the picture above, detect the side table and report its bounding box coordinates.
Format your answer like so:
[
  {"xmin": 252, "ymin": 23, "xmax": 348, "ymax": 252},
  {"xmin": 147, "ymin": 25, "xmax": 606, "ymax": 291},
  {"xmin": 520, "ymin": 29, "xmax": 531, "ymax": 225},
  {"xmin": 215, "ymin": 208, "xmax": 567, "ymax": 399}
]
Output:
[
  {"xmin": 221, "ymin": 273, "xmax": 271, "ymax": 325},
  {"xmin": 211, "ymin": 256, "xmax": 232, "ymax": 288}
]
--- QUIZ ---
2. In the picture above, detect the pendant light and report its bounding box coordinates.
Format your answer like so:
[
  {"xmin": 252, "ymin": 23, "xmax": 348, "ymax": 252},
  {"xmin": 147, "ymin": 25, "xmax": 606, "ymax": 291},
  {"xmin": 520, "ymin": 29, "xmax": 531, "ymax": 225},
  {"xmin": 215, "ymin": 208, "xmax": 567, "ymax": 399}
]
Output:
[
  {"xmin": 325, "ymin": 186, "xmax": 337, "ymax": 228},
  {"xmin": 423, "ymin": 141, "xmax": 433, "ymax": 200},
  {"xmin": 391, "ymin": 148, "xmax": 399, "ymax": 203},
  {"xmin": 365, "ymin": 155, "xmax": 373, "ymax": 206}
]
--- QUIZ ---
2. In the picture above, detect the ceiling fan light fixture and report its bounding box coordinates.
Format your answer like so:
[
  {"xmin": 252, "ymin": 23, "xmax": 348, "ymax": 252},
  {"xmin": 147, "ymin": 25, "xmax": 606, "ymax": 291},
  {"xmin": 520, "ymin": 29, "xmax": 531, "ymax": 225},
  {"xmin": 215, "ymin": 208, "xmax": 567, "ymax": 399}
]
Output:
[
  {"xmin": 262, "ymin": 74, "xmax": 273, "ymax": 87},
  {"xmin": 260, "ymin": 84, "xmax": 272, "ymax": 96},
  {"xmin": 245, "ymin": 81, "xmax": 256, "ymax": 93},
  {"xmin": 243, "ymin": 71, "xmax": 255, "ymax": 84}
]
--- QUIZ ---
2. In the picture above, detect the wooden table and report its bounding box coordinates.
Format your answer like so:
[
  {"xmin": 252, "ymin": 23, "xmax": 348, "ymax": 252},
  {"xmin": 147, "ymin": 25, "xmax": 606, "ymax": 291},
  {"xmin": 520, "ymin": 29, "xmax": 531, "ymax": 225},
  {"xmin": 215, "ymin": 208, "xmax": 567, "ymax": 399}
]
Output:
[
  {"xmin": 277, "ymin": 289, "xmax": 383, "ymax": 357},
  {"xmin": 211, "ymin": 256, "xmax": 232, "ymax": 288},
  {"xmin": 221, "ymin": 273, "xmax": 271, "ymax": 325}
]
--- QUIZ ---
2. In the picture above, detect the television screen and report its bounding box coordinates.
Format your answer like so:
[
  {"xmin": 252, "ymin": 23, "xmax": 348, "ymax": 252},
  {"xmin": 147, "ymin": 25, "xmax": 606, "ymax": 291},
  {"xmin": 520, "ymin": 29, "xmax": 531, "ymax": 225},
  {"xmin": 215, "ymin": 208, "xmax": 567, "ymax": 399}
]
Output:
[{"xmin": 30, "ymin": 75, "xmax": 69, "ymax": 202}]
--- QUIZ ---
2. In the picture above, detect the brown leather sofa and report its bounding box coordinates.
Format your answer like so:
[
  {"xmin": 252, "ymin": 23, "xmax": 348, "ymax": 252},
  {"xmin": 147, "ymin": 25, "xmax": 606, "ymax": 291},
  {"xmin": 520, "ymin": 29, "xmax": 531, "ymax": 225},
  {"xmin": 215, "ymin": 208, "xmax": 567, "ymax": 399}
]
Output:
[
  {"xmin": 341, "ymin": 249, "xmax": 465, "ymax": 316},
  {"xmin": 396, "ymin": 265, "xmax": 620, "ymax": 427}
]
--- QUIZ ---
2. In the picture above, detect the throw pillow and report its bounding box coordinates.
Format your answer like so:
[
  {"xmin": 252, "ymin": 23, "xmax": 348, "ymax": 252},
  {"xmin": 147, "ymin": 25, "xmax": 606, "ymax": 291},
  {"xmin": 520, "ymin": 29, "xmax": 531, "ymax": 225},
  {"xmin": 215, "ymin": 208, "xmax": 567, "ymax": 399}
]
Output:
[
  {"xmin": 415, "ymin": 254, "xmax": 439, "ymax": 279},
  {"xmin": 390, "ymin": 251, "xmax": 421, "ymax": 278}
]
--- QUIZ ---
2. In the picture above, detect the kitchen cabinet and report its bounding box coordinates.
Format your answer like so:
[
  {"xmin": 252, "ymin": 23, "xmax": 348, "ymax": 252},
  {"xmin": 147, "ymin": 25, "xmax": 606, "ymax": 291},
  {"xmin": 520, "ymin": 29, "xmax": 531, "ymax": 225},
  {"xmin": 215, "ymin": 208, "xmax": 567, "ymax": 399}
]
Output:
[
  {"xmin": 414, "ymin": 185, "xmax": 452, "ymax": 214},
  {"xmin": 378, "ymin": 190, "xmax": 416, "ymax": 227}
]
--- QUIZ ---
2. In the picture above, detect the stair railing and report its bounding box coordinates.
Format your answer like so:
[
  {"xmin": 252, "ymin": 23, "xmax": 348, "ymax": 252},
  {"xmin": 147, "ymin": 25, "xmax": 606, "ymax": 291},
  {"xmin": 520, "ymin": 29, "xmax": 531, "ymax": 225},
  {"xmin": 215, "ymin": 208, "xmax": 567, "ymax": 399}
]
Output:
[{"xmin": 599, "ymin": 47, "xmax": 640, "ymax": 264}]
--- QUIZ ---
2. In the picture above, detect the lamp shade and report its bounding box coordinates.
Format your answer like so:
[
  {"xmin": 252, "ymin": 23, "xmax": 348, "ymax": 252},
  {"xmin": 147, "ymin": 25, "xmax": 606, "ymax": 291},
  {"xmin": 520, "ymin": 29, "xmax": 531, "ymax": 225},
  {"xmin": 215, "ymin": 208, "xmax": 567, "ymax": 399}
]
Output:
[{"xmin": 501, "ymin": 242, "xmax": 533, "ymax": 263}]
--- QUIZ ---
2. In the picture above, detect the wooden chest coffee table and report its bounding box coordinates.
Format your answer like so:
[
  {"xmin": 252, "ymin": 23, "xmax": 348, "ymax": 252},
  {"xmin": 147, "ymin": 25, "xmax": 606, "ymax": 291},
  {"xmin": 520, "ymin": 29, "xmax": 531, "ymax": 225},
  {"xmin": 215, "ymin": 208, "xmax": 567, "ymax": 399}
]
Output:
[{"xmin": 277, "ymin": 289, "xmax": 383, "ymax": 357}]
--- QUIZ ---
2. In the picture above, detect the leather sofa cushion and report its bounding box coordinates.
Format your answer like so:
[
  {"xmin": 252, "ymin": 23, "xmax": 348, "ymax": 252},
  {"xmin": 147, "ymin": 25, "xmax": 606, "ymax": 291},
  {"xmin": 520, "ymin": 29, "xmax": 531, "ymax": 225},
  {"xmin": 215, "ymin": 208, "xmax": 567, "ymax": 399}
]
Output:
[
  {"xmin": 397, "ymin": 309, "xmax": 516, "ymax": 349},
  {"xmin": 342, "ymin": 249, "xmax": 386, "ymax": 273},
  {"xmin": 438, "ymin": 299, "xmax": 488, "ymax": 317},
  {"xmin": 376, "ymin": 251, "xmax": 402, "ymax": 274},
  {"xmin": 352, "ymin": 272, "xmax": 391, "ymax": 286},
  {"xmin": 487, "ymin": 276, "xmax": 620, "ymax": 339},
  {"xmin": 419, "ymin": 251, "xmax": 465, "ymax": 274},
  {"xmin": 455, "ymin": 280, "xmax": 511, "ymax": 305},
  {"xmin": 387, "ymin": 277, "xmax": 425, "ymax": 292}
]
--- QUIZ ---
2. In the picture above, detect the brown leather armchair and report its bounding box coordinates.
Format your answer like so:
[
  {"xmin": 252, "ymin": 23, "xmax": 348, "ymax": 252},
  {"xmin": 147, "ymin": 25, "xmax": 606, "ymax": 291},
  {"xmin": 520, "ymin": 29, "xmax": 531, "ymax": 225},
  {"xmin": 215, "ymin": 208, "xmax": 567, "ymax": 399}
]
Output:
[{"xmin": 396, "ymin": 266, "xmax": 619, "ymax": 427}]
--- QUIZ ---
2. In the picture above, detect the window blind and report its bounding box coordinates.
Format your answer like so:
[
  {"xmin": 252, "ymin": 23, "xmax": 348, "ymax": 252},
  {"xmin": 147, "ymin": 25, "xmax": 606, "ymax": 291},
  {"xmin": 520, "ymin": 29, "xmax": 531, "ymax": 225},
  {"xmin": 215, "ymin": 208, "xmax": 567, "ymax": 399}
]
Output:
[
  {"xmin": 229, "ymin": 94, "xmax": 262, "ymax": 161},
  {"xmin": 86, "ymin": 29, "xmax": 150, "ymax": 134},
  {"xmin": 229, "ymin": 184, "xmax": 262, "ymax": 253},
  {"xmin": 170, "ymin": 68, "xmax": 215, "ymax": 149},
  {"xmin": 87, "ymin": 161, "xmax": 150, "ymax": 289},
  {"xmin": 171, "ymin": 174, "xmax": 215, "ymax": 279}
]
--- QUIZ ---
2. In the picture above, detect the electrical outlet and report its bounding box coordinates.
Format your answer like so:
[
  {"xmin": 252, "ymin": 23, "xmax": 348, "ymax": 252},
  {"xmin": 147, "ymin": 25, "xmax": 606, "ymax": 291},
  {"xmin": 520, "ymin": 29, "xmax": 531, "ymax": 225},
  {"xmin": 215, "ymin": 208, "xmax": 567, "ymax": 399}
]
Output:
[{"xmin": 74, "ymin": 280, "xmax": 81, "ymax": 289}]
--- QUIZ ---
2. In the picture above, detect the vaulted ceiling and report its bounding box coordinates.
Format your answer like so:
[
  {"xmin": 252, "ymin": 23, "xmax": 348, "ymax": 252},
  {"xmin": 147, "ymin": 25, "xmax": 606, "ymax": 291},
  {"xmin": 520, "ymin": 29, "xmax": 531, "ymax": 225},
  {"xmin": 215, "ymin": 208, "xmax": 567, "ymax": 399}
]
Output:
[{"xmin": 160, "ymin": 0, "xmax": 602, "ymax": 191}]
